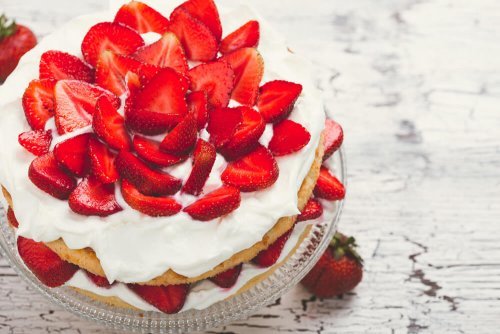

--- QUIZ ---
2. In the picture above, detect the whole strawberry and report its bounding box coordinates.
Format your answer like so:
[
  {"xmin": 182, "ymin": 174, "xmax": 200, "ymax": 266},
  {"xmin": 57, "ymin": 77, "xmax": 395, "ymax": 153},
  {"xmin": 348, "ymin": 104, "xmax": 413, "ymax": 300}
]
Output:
[
  {"xmin": 301, "ymin": 232, "xmax": 363, "ymax": 298},
  {"xmin": 0, "ymin": 14, "xmax": 37, "ymax": 83}
]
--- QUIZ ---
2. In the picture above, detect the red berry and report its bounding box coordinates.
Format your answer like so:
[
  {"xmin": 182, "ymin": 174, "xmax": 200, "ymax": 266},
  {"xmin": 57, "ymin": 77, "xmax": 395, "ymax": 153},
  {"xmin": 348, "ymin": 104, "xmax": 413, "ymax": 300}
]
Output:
[
  {"xmin": 133, "ymin": 136, "xmax": 187, "ymax": 167},
  {"xmin": 177, "ymin": 0, "xmax": 222, "ymax": 41},
  {"xmin": 129, "ymin": 284, "xmax": 189, "ymax": 314},
  {"xmin": 209, "ymin": 264, "xmax": 242, "ymax": 288},
  {"xmin": 93, "ymin": 96, "xmax": 131, "ymax": 151},
  {"xmin": 18, "ymin": 129, "xmax": 52, "ymax": 156},
  {"xmin": 39, "ymin": 50, "xmax": 93, "ymax": 82},
  {"xmin": 297, "ymin": 198, "xmax": 323, "ymax": 222},
  {"xmin": 22, "ymin": 79, "xmax": 56, "ymax": 131},
  {"xmin": 268, "ymin": 120, "xmax": 311, "ymax": 156},
  {"xmin": 184, "ymin": 186, "xmax": 241, "ymax": 221},
  {"xmin": 160, "ymin": 113, "xmax": 198, "ymax": 155},
  {"xmin": 207, "ymin": 107, "xmax": 242, "ymax": 149},
  {"xmin": 220, "ymin": 20, "xmax": 260, "ymax": 54},
  {"xmin": 114, "ymin": 1, "xmax": 170, "ymax": 34},
  {"xmin": 187, "ymin": 91, "xmax": 208, "ymax": 130},
  {"xmin": 257, "ymin": 80, "xmax": 303, "ymax": 123},
  {"xmin": 252, "ymin": 230, "xmax": 293, "ymax": 268},
  {"xmin": 183, "ymin": 139, "xmax": 216, "ymax": 196},
  {"xmin": 88, "ymin": 137, "xmax": 119, "ymax": 184},
  {"xmin": 85, "ymin": 271, "xmax": 113, "ymax": 289},
  {"xmin": 323, "ymin": 118, "xmax": 344, "ymax": 161},
  {"xmin": 314, "ymin": 166, "xmax": 345, "ymax": 201},
  {"xmin": 69, "ymin": 176, "xmax": 122, "ymax": 217},
  {"xmin": 7, "ymin": 207, "xmax": 19, "ymax": 228},
  {"xmin": 53, "ymin": 133, "xmax": 92, "ymax": 177},
  {"xmin": 188, "ymin": 60, "xmax": 235, "ymax": 109}
]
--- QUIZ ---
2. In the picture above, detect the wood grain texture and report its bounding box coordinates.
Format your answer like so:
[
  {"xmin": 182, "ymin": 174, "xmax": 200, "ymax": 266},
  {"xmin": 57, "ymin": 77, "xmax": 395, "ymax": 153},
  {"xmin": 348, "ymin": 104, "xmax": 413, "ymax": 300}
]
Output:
[{"xmin": 0, "ymin": 0, "xmax": 499, "ymax": 333}]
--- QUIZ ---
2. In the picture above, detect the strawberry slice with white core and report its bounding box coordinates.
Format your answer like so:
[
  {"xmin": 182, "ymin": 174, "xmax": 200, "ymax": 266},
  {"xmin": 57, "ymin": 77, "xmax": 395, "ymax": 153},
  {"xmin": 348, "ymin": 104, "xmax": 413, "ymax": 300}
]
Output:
[
  {"xmin": 114, "ymin": 1, "xmax": 170, "ymax": 34},
  {"xmin": 187, "ymin": 91, "xmax": 208, "ymax": 130},
  {"xmin": 28, "ymin": 152, "xmax": 77, "ymax": 200},
  {"xmin": 297, "ymin": 198, "xmax": 323, "ymax": 222},
  {"xmin": 314, "ymin": 166, "xmax": 346, "ymax": 201},
  {"xmin": 93, "ymin": 96, "xmax": 131, "ymax": 151},
  {"xmin": 184, "ymin": 186, "xmax": 241, "ymax": 221},
  {"xmin": 81, "ymin": 22, "xmax": 144, "ymax": 68},
  {"xmin": 177, "ymin": 0, "xmax": 223, "ymax": 41},
  {"xmin": 221, "ymin": 145, "xmax": 279, "ymax": 192},
  {"xmin": 88, "ymin": 137, "xmax": 119, "ymax": 184},
  {"xmin": 323, "ymin": 118, "xmax": 344, "ymax": 161},
  {"xmin": 121, "ymin": 179, "xmax": 182, "ymax": 217},
  {"xmin": 129, "ymin": 284, "xmax": 189, "ymax": 314},
  {"xmin": 18, "ymin": 129, "xmax": 52, "ymax": 156},
  {"xmin": 133, "ymin": 32, "xmax": 188, "ymax": 74},
  {"xmin": 17, "ymin": 236, "xmax": 78, "ymax": 287},
  {"xmin": 169, "ymin": 7, "xmax": 218, "ymax": 62},
  {"xmin": 54, "ymin": 133, "xmax": 92, "ymax": 177},
  {"xmin": 220, "ymin": 21, "xmax": 260, "ymax": 54},
  {"xmin": 69, "ymin": 176, "xmax": 122, "ymax": 217},
  {"xmin": 115, "ymin": 150, "xmax": 182, "ymax": 196},
  {"xmin": 54, "ymin": 80, "xmax": 120, "ymax": 135},
  {"xmin": 207, "ymin": 107, "xmax": 242, "ymax": 149},
  {"xmin": 188, "ymin": 60, "xmax": 235, "ymax": 109},
  {"xmin": 133, "ymin": 136, "xmax": 187, "ymax": 167},
  {"xmin": 209, "ymin": 264, "xmax": 242, "ymax": 288},
  {"xmin": 22, "ymin": 79, "xmax": 56, "ymax": 131},
  {"xmin": 160, "ymin": 113, "xmax": 198, "ymax": 155},
  {"xmin": 257, "ymin": 80, "xmax": 303, "ymax": 123},
  {"xmin": 222, "ymin": 47, "xmax": 264, "ymax": 106},
  {"xmin": 182, "ymin": 139, "xmax": 216, "ymax": 196},
  {"xmin": 39, "ymin": 50, "xmax": 94, "ymax": 82},
  {"xmin": 252, "ymin": 230, "xmax": 292, "ymax": 268},
  {"xmin": 268, "ymin": 120, "xmax": 311, "ymax": 156}
]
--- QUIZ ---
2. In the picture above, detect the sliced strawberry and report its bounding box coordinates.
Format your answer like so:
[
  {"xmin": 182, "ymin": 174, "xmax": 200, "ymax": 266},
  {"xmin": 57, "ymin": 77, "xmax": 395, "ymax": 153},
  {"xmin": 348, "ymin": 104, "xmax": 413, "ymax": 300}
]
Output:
[
  {"xmin": 96, "ymin": 51, "xmax": 159, "ymax": 97},
  {"xmin": 69, "ymin": 176, "xmax": 122, "ymax": 216},
  {"xmin": 209, "ymin": 264, "xmax": 242, "ymax": 288},
  {"xmin": 85, "ymin": 271, "xmax": 113, "ymax": 289},
  {"xmin": 28, "ymin": 153, "xmax": 77, "ymax": 200},
  {"xmin": 184, "ymin": 186, "xmax": 241, "ymax": 221},
  {"xmin": 268, "ymin": 120, "xmax": 311, "ymax": 156},
  {"xmin": 125, "ymin": 68, "xmax": 189, "ymax": 135},
  {"xmin": 169, "ymin": 7, "xmax": 218, "ymax": 62},
  {"xmin": 22, "ymin": 79, "xmax": 56, "ymax": 131},
  {"xmin": 81, "ymin": 22, "xmax": 144, "ymax": 68},
  {"xmin": 53, "ymin": 133, "xmax": 92, "ymax": 177},
  {"xmin": 257, "ymin": 80, "xmax": 303, "ymax": 123},
  {"xmin": 220, "ymin": 20, "xmax": 260, "ymax": 54},
  {"xmin": 93, "ymin": 96, "xmax": 131, "ymax": 151},
  {"xmin": 177, "ymin": 0, "xmax": 222, "ymax": 41},
  {"xmin": 115, "ymin": 150, "xmax": 182, "ymax": 196},
  {"xmin": 18, "ymin": 129, "xmax": 52, "ymax": 156},
  {"xmin": 188, "ymin": 60, "xmax": 234, "ymax": 109},
  {"xmin": 133, "ymin": 32, "xmax": 188, "ymax": 74},
  {"xmin": 88, "ymin": 137, "xmax": 119, "ymax": 184},
  {"xmin": 7, "ymin": 207, "xmax": 19, "ymax": 228},
  {"xmin": 121, "ymin": 179, "xmax": 182, "ymax": 217},
  {"xmin": 221, "ymin": 145, "xmax": 279, "ymax": 192},
  {"xmin": 182, "ymin": 139, "xmax": 216, "ymax": 196},
  {"xmin": 187, "ymin": 91, "xmax": 208, "ymax": 130},
  {"xmin": 39, "ymin": 50, "xmax": 94, "ymax": 82},
  {"xmin": 129, "ymin": 284, "xmax": 189, "ymax": 314},
  {"xmin": 54, "ymin": 80, "xmax": 120, "ymax": 135},
  {"xmin": 207, "ymin": 107, "xmax": 242, "ymax": 149},
  {"xmin": 314, "ymin": 166, "xmax": 345, "ymax": 201},
  {"xmin": 219, "ymin": 106, "xmax": 265, "ymax": 160},
  {"xmin": 114, "ymin": 1, "xmax": 170, "ymax": 34},
  {"xmin": 323, "ymin": 118, "xmax": 344, "ymax": 161},
  {"xmin": 252, "ymin": 230, "xmax": 292, "ymax": 268},
  {"xmin": 17, "ymin": 236, "xmax": 78, "ymax": 287},
  {"xmin": 222, "ymin": 48, "xmax": 264, "ymax": 106},
  {"xmin": 133, "ymin": 136, "xmax": 187, "ymax": 167},
  {"xmin": 160, "ymin": 113, "xmax": 197, "ymax": 155},
  {"xmin": 297, "ymin": 198, "xmax": 323, "ymax": 222}
]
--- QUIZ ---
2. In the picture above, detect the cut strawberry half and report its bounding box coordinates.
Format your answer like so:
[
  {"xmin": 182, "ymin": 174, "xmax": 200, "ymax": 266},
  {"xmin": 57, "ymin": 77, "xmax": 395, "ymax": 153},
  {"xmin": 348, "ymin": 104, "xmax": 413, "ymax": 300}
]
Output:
[
  {"xmin": 169, "ymin": 7, "xmax": 218, "ymax": 62},
  {"xmin": 182, "ymin": 139, "xmax": 216, "ymax": 196},
  {"xmin": 85, "ymin": 271, "xmax": 113, "ymax": 289},
  {"xmin": 297, "ymin": 198, "xmax": 323, "ymax": 222},
  {"xmin": 121, "ymin": 179, "xmax": 182, "ymax": 217},
  {"xmin": 268, "ymin": 120, "xmax": 311, "ymax": 156},
  {"xmin": 125, "ymin": 68, "xmax": 189, "ymax": 135},
  {"xmin": 187, "ymin": 91, "xmax": 208, "ymax": 130},
  {"xmin": 160, "ymin": 113, "xmax": 198, "ymax": 155},
  {"xmin": 133, "ymin": 32, "xmax": 188, "ymax": 75},
  {"xmin": 257, "ymin": 80, "xmax": 303, "ymax": 123},
  {"xmin": 219, "ymin": 106, "xmax": 265, "ymax": 160},
  {"xmin": 323, "ymin": 118, "xmax": 344, "ymax": 161},
  {"xmin": 7, "ymin": 207, "xmax": 19, "ymax": 228},
  {"xmin": 221, "ymin": 145, "xmax": 279, "ymax": 192},
  {"xmin": 28, "ymin": 152, "xmax": 77, "ymax": 200},
  {"xmin": 88, "ymin": 137, "xmax": 119, "ymax": 184},
  {"xmin": 39, "ymin": 50, "xmax": 94, "ymax": 82},
  {"xmin": 314, "ymin": 166, "xmax": 345, "ymax": 201},
  {"xmin": 129, "ymin": 284, "xmax": 189, "ymax": 314},
  {"xmin": 184, "ymin": 186, "xmax": 241, "ymax": 221},
  {"xmin": 222, "ymin": 48, "xmax": 264, "ymax": 106},
  {"xmin": 81, "ymin": 22, "xmax": 144, "ymax": 68},
  {"xmin": 54, "ymin": 80, "xmax": 120, "ymax": 135},
  {"xmin": 22, "ymin": 79, "xmax": 56, "ymax": 131},
  {"xmin": 69, "ymin": 176, "xmax": 122, "ymax": 217},
  {"xmin": 133, "ymin": 136, "xmax": 187, "ymax": 167},
  {"xmin": 252, "ymin": 230, "xmax": 292, "ymax": 268},
  {"xmin": 209, "ymin": 264, "xmax": 242, "ymax": 288},
  {"xmin": 177, "ymin": 0, "xmax": 222, "ymax": 41},
  {"xmin": 54, "ymin": 133, "xmax": 92, "ymax": 177},
  {"xmin": 220, "ymin": 21, "xmax": 260, "ymax": 54},
  {"xmin": 18, "ymin": 129, "xmax": 52, "ymax": 156},
  {"xmin": 17, "ymin": 236, "xmax": 78, "ymax": 287},
  {"xmin": 93, "ymin": 96, "xmax": 131, "ymax": 151},
  {"xmin": 207, "ymin": 107, "xmax": 242, "ymax": 149},
  {"xmin": 114, "ymin": 1, "xmax": 170, "ymax": 34},
  {"xmin": 188, "ymin": 60, "xmax": 235, "ymax": 109},
  {"xmin": 115, "ymin": 150, "xmax": 182, "ymax": 196}
]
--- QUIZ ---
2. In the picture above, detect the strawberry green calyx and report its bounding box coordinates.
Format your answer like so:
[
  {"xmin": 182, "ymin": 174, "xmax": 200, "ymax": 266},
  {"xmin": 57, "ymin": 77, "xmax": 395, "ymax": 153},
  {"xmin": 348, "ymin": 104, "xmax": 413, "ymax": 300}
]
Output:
[
  {"xmin": 0, "ymin": 14, "xmax": 17, "ymax": 41},
  {"xmin": 330, "ymin": 232, "xmax": 364, "ymax": 266}
]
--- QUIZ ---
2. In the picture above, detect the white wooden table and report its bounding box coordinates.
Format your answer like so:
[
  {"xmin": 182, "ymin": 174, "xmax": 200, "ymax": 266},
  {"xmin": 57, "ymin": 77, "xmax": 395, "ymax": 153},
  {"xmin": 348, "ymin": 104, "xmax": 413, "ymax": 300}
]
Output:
[{"xmin": 1, "ymin": 0, "xmax": 499, "ymax": 332}]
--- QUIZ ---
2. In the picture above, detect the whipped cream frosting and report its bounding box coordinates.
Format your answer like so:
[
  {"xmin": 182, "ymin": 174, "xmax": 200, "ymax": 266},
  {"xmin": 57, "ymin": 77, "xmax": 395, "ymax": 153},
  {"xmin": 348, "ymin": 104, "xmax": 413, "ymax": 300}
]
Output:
[{"xmin": 0, "ymin": 0, "xmax": 325, "ymax": 283}]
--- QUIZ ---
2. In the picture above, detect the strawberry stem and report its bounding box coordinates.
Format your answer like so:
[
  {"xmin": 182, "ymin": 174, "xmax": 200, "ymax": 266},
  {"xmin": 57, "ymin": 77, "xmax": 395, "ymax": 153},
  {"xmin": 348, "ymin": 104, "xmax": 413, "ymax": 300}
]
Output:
[
  {"xmin": 330, "ymin": 232, "xmax": 364, "ymax": 266},
  {"xmin": 0, "ymin": 14, "xmax": 17, "ymax": 41}
]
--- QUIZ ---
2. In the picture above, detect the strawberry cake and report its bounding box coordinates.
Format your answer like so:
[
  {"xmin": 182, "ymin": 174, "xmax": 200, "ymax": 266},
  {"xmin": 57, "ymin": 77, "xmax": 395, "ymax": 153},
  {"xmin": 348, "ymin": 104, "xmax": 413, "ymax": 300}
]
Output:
[{"xmin": 0, "ymin": 0, "xmax": 346, "ymax": 314}]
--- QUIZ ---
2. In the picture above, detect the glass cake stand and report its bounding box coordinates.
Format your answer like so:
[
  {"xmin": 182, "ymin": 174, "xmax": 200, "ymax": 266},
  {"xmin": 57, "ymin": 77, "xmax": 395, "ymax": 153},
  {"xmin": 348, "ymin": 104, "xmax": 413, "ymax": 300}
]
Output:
[{"xmin": 0, "ymin": 149, "xmax": 346, "ymax": 333}]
